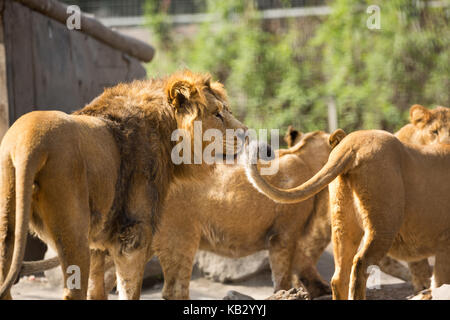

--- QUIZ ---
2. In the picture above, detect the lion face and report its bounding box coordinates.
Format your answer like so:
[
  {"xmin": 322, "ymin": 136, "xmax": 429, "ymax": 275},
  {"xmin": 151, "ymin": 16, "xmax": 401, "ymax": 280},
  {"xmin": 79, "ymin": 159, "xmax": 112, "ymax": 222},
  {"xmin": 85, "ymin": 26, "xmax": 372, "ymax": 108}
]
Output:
[
  {"xmin": 410, "ymin": 104, "xmax": 450, "ymax": 145},
  {"xmin": 166, "ymin": 70, "xmax": 247, "ymax": 163}
]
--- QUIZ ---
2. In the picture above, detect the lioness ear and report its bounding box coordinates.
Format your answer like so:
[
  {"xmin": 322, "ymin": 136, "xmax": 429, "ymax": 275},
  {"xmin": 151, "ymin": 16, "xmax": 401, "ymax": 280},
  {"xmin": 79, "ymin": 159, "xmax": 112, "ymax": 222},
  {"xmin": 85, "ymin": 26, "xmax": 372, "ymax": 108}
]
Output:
[
  {"xmin": 329, "ymin": 129, "xmax": 346, "ymax": 149},
  {"xmin": 284, "ymin": 126, "xmax": 301, "ymax": 147},
  {"xmin": 166, "ymin": 80, "xmax": 196, "ymax": 109},
  {"xmin": 410, "ymin": 104, "xmax": 431, "ymax": 127}
]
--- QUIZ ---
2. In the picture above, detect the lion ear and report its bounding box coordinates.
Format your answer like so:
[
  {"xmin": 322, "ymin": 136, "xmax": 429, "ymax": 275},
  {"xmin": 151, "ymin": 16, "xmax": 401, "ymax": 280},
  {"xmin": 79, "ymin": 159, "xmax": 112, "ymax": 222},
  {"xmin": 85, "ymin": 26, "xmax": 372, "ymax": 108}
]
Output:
[
  {"xmin": 166, "ymin": 80, "xmax": 196, "ymax": 109},
  {"xmin": 410, "ymin": 104, "xmax": 431, "ymax": 127},
  {"xmin": 329, "ymin": 129, "xmax": 346, "ymax": 149},
  {"xmin": 284, "ymin": 126, "xmax": 301, "ymax": 147},
  {"xmin": 204, "ymin": 76, "xmax": 211, "ymax": 87}
]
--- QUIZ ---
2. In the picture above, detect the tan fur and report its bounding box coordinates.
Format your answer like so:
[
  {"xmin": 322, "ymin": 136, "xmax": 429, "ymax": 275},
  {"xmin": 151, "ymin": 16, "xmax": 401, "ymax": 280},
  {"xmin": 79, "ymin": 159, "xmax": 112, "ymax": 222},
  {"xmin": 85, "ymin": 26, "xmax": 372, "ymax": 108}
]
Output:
[
  {"xmin": 284, "ymin": 107, "xmax": 450, "ymax": 292},
  {"xmin": 288, "ymin": 128, "xmax": 414, "ymax": 286},
  {"xmin": 0, "ymin": 70, "xmax": 246, "ymax": 300},
  {"xmin": 283, "ymin": 125, "xmax": 303, "ymax": 148},
  {"xmin": 393, "ymin": 104, "xmax": 450, "ymax": 292},
  {"xmin": 153, "ymin": 131, "xmax": 332, "ymax": 299},
  {"xmin": 396, "ymin": 104, "xmax": 450, "ymax": 145},
  {"xmin": 246, "ymin": 129, "xmax": 450, "ymax": 299}
]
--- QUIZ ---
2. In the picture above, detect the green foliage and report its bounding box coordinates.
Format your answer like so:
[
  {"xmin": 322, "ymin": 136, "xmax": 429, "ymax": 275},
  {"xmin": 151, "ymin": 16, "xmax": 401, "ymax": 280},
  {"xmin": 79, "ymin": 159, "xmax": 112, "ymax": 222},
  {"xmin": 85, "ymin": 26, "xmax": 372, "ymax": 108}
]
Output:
[
  {"xmin": 314, "ymin": 0, "xmax": 449, "ymax": 131},
  {"xmin": 145, "ymin": 0, "xmax": 449, "ymax": 135}
]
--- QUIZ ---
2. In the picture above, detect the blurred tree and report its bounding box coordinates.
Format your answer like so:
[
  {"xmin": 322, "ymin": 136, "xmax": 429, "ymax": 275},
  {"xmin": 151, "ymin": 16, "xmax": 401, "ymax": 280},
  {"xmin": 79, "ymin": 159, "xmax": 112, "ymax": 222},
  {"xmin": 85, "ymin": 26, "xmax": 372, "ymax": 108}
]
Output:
[
  {"xmin": 314, "ymin": 0, "xmax": 449, "ymax": 131},
  {"xmin": 145, "ymin": 0, "xmax": 449, "ymax": 136}
]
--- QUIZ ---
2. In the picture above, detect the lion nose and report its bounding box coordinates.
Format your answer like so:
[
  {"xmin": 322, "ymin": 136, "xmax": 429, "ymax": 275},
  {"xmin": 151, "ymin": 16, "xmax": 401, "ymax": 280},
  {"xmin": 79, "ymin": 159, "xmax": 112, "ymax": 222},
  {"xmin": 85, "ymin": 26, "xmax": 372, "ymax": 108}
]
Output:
[{"xmin": 238, "ymin": 124, "xmax": 248, "ymax": 133}]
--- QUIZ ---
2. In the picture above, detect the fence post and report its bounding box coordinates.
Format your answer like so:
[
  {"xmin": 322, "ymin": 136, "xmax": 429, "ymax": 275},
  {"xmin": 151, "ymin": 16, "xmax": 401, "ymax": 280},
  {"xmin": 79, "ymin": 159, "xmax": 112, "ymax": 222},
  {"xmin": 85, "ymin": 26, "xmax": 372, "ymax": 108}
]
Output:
[{"xmin": 328, "ymin": 96, "xmax": 338, "ymax": 132}]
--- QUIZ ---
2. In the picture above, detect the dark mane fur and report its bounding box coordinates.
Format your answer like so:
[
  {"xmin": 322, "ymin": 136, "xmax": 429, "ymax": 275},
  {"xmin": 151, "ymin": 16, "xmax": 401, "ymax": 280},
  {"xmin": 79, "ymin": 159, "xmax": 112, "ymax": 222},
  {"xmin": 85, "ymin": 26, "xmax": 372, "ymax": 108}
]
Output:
[
  {"xmin": 73, "ymin": 71, "xmax": 225, "ymax": 250},
  {"xmin": 73, "ymin": 78, "xmax": 177, "ymax": 242}
]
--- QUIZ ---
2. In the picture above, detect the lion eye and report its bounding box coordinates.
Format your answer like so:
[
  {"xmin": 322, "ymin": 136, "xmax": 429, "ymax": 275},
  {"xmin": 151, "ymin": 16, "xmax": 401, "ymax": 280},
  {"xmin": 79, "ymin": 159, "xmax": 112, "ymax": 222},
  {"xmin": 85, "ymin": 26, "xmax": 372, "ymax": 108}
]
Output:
[
  {"xmin": 215, "ymin": 111, "xmax": 224, "ymax": 122},
  {"xmin": 431, "ymin": 129, "xmax": 439, "ymax": 135}
]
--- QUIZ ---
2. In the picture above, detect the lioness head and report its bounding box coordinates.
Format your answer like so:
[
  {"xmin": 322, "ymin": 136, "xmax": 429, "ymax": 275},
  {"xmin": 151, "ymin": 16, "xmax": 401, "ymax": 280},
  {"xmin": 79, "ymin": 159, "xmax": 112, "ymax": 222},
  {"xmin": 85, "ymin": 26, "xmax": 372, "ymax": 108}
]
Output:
[
  {"xmin": 409, "ymin": 104, "xmax": 450, "ymax": 145},
  {"xmin": 278, "ymin": 129, "xmax": 332, "ymax": 165},
  {"xmin": 166, "ymin": 70, "xmax": 247, "ymax": 168}
]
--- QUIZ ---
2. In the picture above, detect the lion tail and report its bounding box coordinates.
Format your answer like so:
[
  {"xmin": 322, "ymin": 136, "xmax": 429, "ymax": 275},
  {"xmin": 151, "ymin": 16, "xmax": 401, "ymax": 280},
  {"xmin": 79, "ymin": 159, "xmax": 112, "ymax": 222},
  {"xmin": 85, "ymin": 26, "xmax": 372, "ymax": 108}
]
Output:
[
  {"xmin": 20, "ymin": 257, "xmax": 60, "ymax": 276},
  {"xmin": 245, "ymin": 134, "xmax": 353, "ymax": 204},
  {"xmin": 0, "ymin": 155, "xmax": 36, "ymax": 298}
]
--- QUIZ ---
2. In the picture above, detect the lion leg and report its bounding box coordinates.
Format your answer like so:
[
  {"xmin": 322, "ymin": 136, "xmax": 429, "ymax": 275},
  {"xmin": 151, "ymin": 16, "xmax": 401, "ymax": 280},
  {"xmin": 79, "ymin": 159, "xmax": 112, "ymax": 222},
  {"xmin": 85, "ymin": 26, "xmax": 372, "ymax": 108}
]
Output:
[
  {"xmin": 303, "ymin": 190, "xmax": 332, "ymax": 266},
  {"xmin": 111, "ymin": 247, "xmax": 148, "ymax": 300},
  {"xmin": 292, "ymin": 250, "xmax": 331, "ymax": 298},
  {"xmin": 87, "ymin": 250, "xmax": 107, "ymax": 300},
  {"xmin": 52, "ymin": 234, "xmax": 90, "ymax": 300},
  {"xmin": 52, "ymin": 227, "xmax": 90, "ymax": 300},
  {"xmin": 433, "ymin": 238, "xmax": 450, "ymax": 287},
  {"xmin": 293, "ymin": 191, "xmax": 332, "ymax": 298},
  {"xmin": 348, "ymin": 172, "xmax": 403, "ymax": 300},
  {"xmin": 158, "ymin": 238, "xmax": 199, "ymax": 300},
  {"xmin": 38, "ymin": 197, "xmax": 90, "ymax": 300},
  {"xmin": 349, "ymin": 231, "xmax": 396, "ymax": 300},
  {"xmin": 33, "ymin": 153, "xmax": 93, "ymax": 300},
  {"xmin": 329, "ymin": 178, "xmax": 363, "ymax": 300},
  {"xmin": 160, "ymin": 256, "xmax": 195, "ymax": 300},
  {"xmin": 268, "ymin": 234, "xmax": 296, "ymax": 292},
  {"xmin": 408, "ymin": 259, "xmax": 432, "ymax": 292}
]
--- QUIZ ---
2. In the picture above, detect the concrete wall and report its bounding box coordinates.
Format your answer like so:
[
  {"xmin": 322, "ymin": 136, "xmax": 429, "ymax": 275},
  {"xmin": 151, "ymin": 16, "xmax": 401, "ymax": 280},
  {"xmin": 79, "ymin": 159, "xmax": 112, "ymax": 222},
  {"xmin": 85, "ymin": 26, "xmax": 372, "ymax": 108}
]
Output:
[{"xmin": 0, "ymin": 0, "xmax": 147, "ymax": 262}]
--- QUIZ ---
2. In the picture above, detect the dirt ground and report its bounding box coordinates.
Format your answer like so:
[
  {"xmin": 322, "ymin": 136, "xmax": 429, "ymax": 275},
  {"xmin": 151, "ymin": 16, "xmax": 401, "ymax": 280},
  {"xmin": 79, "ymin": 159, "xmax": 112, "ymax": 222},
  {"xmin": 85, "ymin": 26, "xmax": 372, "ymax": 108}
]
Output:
[{"xmin": 10, "ymin": 245, "xmax": 416, "ymax": 300}]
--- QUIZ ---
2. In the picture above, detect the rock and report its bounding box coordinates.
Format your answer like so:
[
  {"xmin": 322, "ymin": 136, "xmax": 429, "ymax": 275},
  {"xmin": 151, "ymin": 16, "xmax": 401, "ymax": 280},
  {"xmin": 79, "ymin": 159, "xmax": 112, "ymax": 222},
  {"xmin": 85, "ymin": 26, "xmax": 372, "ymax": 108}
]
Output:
[
  {"xmin": 266, "ymin": 287, "xmax": 310, "ymax": 300},
  {"xmin": 409, "ymin": 284, "xmax": 450, "ymax": 300},
  {"xmin": 194, "ymin": 250, "xmax": 270, "ymax": 283},
  {"xmin": 223, "ymin": 287, "xmax": 311, "ymax": 300},
  {"xmin": 223, "ymin": 290, "xmax": 255, "ymax": 300},
  {"xmin": 431, "ymin": 284, "xmax": 450, "ymax": 300}
]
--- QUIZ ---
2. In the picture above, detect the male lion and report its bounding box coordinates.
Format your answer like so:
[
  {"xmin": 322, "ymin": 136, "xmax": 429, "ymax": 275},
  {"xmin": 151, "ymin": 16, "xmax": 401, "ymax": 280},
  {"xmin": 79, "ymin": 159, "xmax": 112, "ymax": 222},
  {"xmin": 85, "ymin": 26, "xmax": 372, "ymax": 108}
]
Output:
[
  {"xmin": 246, "ymin": 129, "xmax": 450, "ymax": 300},
  {"xmin": 0, "ymin": 70, "xmax": 246, "ymax": 300},
  {"xmin": 153, "ymin": 130, "xmax": 332, "ymax": 299}
]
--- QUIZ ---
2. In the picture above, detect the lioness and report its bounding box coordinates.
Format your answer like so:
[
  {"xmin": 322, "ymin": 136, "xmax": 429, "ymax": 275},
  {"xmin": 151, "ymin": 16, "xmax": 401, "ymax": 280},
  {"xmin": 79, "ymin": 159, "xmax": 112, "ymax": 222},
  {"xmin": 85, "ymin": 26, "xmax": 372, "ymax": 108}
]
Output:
[
  {"xmin": 285, "ymin": 127, "xmax": 414, "ymax": 288},
  {"xmin": 0, "ymin": 70, "xmax": 246, "ymax": 300},
  {"xmin": 396, "ymin": 104, "xmax": 450, "ymax": 145},
  {"xmin": 153, "ymin": 130, "xmax": 332, "ymax": 299},
  {"xmin": 394, "ymin": 104, "xmax": 450, "ymax": 292},
  {"xmin": 246, "ymin": 129, "xmax": 450, "ymax": 299},
  {"xmin": 285, "ymin": 105, "xmax": 450, "ymax": 293}
]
